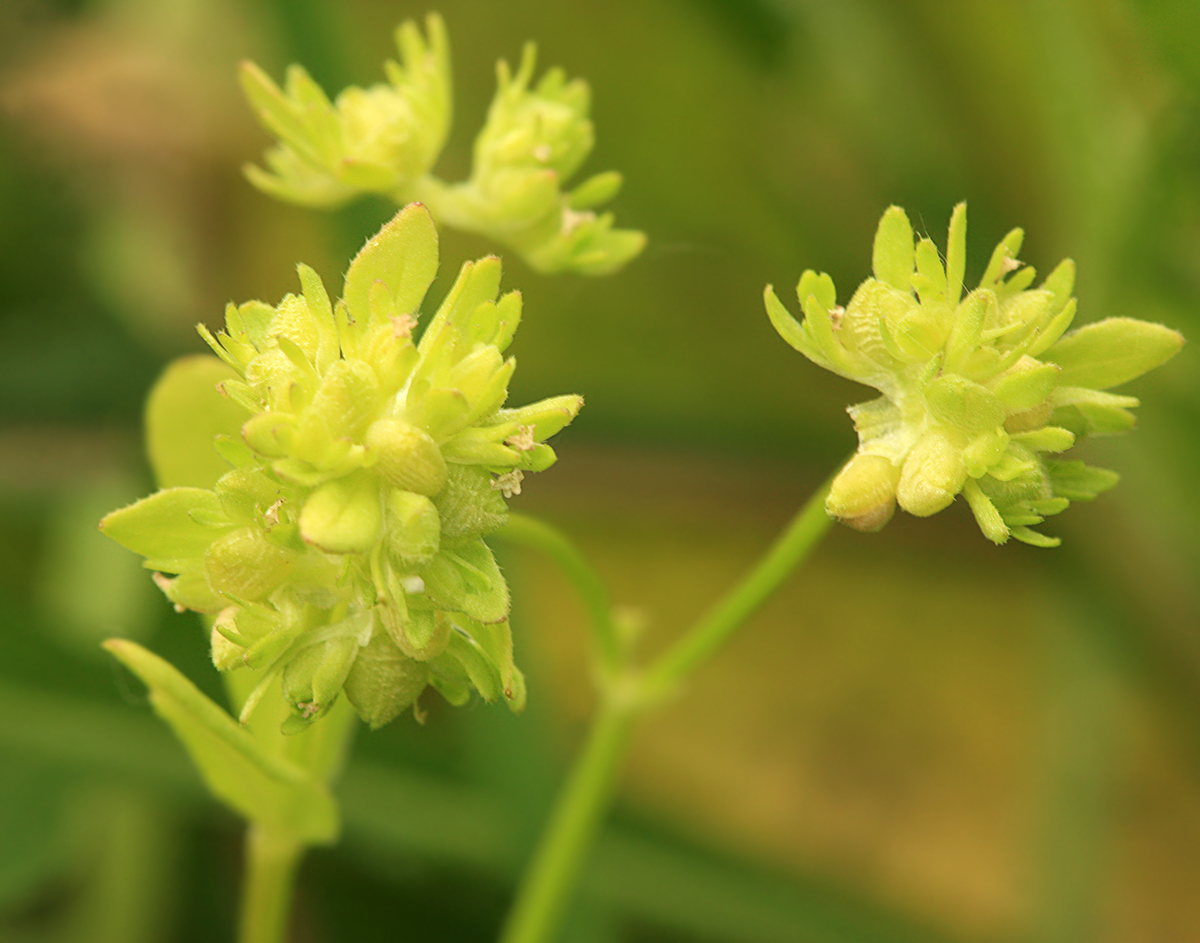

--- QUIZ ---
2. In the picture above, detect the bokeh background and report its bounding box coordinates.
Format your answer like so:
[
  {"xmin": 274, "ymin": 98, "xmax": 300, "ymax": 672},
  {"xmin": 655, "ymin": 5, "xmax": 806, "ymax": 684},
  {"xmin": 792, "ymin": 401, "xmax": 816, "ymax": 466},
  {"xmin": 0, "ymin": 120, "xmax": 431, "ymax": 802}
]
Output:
[{"xmin": 2, "ymin": 0, "xmax": 1198, "ymax": 941}]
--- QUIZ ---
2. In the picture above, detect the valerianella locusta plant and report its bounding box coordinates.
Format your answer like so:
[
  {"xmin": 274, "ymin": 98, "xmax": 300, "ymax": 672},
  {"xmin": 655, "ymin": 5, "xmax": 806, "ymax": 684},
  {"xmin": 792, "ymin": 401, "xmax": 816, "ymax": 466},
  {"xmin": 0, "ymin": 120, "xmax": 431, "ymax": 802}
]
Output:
[
  {"xmin": 102, "ymin": 204, "xmax": 581, "ymax": 730},
  {"xmin": 765, "ymin": 203, "xmax": 1183, "ymax": 546}
]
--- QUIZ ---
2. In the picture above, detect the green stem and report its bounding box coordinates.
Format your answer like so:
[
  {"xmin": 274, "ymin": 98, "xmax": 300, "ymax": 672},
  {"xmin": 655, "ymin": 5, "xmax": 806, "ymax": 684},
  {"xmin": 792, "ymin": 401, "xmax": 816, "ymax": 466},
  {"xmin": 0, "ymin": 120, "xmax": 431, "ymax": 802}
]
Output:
[
  {"xmin": 498, "ymin": 700, "xmax": 637, "ymax": 943},
  {"xmin": 496, "ymin": 513, "xmax": 622, "ymax": 674},
  {"xmin": 499, "ymin": 472, "xmax": 836, "ymax": 943},
  {"xmin": 640, "ymin": 472, "xmax": 834, "ymax": 701},
  {"xmin": 239, "ymin": 824, "xmax": 303, "ymax": 943}
]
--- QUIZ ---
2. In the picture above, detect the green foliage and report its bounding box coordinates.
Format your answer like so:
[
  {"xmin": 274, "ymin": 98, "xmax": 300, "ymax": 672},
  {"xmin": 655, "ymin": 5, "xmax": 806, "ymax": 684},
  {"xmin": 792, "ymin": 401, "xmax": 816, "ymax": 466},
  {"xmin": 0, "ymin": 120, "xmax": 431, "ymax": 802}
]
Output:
[
  {"xmin": 766, "ymin": 203, "xmax": 1184, "ymax": 546},
  {"xmin": 104, "ymin": 639, "xmax": 339, "ymax": 843}
]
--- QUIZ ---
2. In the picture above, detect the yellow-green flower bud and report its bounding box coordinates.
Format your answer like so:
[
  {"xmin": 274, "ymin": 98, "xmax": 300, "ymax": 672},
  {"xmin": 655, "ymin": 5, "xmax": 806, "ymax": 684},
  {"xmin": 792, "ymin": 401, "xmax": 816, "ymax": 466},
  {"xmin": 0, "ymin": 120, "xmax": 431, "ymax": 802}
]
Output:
[
  {"xmin": 384, "ymin": 489, "xmax": 440, "ymax": 564},
  {"xmin": 299, "ymin": 471, "xmax": 381, "ymax": 554},
  {"xmin": 343, "ymin": 628, "xmax": 429, "ymax": 729},
  {"xmin": 826, "ymin": 454, "xmax": 899, "ymax": 532},
  {"xmin": 205, "ymin": 527, "xmax": 296, "ymax": 600},
  {"xmin": 767, "ymin": 203, "xmax": 1184, "ymax": 546},
  {"xmin": 365, "ymin": 419, "xmax": 447, "ymax": 495}
]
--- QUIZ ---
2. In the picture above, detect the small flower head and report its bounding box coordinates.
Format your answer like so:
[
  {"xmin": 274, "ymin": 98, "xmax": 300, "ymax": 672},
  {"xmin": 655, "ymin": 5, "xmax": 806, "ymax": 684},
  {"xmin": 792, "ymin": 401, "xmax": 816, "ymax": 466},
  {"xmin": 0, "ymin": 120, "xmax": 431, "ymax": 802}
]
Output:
[
  {"xmin": 438, "ymin": 43, "xmax": 646, "ymax": 276},
  {"xmin": 766, "ymin": 203, "xmax": 1183, "ymax": 546},
  {"xmin": 102, "ymin": 204, "xmax": 582, "ymax": 729},
  {"xmin": 240, "ymin": 14, "xmax": 450, "ymax": 208}
]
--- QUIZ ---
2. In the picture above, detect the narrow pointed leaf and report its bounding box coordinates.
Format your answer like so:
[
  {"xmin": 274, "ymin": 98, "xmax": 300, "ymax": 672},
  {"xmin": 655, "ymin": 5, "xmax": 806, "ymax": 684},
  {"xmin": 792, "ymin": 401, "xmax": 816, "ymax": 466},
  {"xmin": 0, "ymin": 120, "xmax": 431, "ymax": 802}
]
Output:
[{"xmin": 103, "ymin": 640, "xmax": 338, "ymax": 842}]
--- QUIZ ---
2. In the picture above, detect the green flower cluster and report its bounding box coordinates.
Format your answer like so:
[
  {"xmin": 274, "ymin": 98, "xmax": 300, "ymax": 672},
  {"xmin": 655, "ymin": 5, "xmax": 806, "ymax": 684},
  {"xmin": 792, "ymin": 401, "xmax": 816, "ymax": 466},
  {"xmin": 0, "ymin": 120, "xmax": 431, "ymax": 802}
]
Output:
[
  {"xmin": 102, "ymin": 205, "xmax": 582, "ymax": 730},
  {"xmin": 766, "ymin": 204, "xmax": 1183, "ymax": 546},
  {"xmin": 240, "ymin": 16, "xmax": 450, "ymax": 210},
  {"xmin": 240, "ymin": 14, "xmax": 644, "ymax": 276}
]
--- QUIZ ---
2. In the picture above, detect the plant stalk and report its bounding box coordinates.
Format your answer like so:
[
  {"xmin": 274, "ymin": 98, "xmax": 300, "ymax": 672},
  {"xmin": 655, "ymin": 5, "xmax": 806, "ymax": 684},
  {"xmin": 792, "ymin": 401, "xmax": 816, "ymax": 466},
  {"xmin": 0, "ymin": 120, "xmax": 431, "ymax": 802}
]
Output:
[
  {"xmin": 499, "ymin": 471, "xmax": 836, "ymax": 943},
  {"xmin": 640, "ymin": 472, "xmax": 835, "ymax": 701},
  {"xmin": 498, "ymin": 699, "xmax": 637, "ymax": 943},
  {"xmin": 238, "ymin": 824, "xmax": 303, "ymax": 943},
  {"xmin": 496, "ymin": 513, "xmax": 622, "ymax": 674}
]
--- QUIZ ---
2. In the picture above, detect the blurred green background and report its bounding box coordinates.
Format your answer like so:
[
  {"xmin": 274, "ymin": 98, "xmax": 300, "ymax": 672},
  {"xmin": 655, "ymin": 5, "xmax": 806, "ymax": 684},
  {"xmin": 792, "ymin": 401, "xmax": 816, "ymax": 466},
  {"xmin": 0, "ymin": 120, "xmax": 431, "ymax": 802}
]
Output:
[{"xmin": 1, "ymin": 0, "xmax": 1198, "ymax": 941}]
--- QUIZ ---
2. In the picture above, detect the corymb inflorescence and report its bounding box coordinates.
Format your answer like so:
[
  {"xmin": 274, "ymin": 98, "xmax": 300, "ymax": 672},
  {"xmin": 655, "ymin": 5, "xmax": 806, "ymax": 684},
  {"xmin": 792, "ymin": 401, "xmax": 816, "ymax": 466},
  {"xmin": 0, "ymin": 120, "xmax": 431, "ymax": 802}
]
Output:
[
  {"xmin": 766, "ymin": 203, "xmax": 1183, "ymax": 546},
  {"xmin": 102, "ymin": 204, "xmax": 582, "ymax": 730}
]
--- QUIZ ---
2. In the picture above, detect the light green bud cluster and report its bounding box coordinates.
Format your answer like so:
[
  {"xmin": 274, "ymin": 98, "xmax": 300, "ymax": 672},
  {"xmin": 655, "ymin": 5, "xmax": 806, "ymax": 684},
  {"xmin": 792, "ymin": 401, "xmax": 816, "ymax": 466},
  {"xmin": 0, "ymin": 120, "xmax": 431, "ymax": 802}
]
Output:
[
  {"xmin": 240, "ymin": 15, "xmax": 450, "ymax": 209},
  {"xmin": 240, "ymin": 14, "xmax": 644, "ymax": 277},
  {"xmin": 422, "ymin": 44, "xmax": 647, "ymax": 276},
  {"xmin": 766, "ymin": 204, "xmax": 1183, "ymax": 546},
  {"xmin": 102, "ymin": 204, "xmax": 582, "ymax": 730}
]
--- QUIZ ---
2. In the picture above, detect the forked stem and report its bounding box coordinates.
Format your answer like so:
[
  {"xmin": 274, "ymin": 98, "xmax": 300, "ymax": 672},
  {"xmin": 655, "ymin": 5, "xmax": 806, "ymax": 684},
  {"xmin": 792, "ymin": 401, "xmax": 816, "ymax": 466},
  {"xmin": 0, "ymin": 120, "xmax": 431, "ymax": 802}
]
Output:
[{"xmin": 499, "ymin": 471, "xmax": 836, "ymax": 943}]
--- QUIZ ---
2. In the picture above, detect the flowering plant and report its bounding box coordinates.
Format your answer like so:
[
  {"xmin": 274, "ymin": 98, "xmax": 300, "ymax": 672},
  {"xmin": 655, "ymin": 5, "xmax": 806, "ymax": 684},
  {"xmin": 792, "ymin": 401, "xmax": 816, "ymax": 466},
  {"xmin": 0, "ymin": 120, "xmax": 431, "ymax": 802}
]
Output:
[
  {"xmin": 240, "ymin": 13, "xmax": 644, "ymax": 276},
  {"xmin": 766, "ymin": 204, "xmax": 1184, "ymax": 546},
  {"xmin": 102, "ymin": 204, "xmax": 581, "ymax": 731},
  {"xmin": 86, "ymin": 15, "xmax": 1185, "ymax": 943}
]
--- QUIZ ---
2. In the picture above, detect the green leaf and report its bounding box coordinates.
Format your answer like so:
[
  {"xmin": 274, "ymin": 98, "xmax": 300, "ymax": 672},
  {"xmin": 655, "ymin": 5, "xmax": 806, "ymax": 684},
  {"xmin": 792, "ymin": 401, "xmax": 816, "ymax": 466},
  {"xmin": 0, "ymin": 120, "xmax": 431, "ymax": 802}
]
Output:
[
  {"xmin": 100, "ymin": 488, "xmax": 233, "ymax": 570},
  {"xmin": 103, "ymin": 640, "xmax": 338, "ymax": 842},
  {"xmin": 871, "ymin": 206, "xmax": 914, "ymax": 291},
  {"xmin": 465, "ymin": 618, "xmax": 525, "ymax": 712},
  {"xmin": 446, "ymin": 539, "xmax": 510, "ymax": 624},
  {"xmin": 1010, "ymin": 526, "xmax": 1060, "ymax": 548},
  {"xmin": 299, "ymin": 471, "xmax": 381, "ymax": 553},
  {"xmin": 963, "ymin": 479, "xmax": 1008, "ymax": 545},
  {"xmin": 945, "ymin": 290, "xmax": 993, "ymax": 374},
  {"xmin": 945, "ymin": 202, "xmax": 967, "ymax": 305},
  {"xmin": 1045, "ymin": 317, "xmax": 1184, "ymax": 389},
  {"xmin": 146, "ymin": 355, "xmax": 250, "ymax": 490},
  {"xmin": 795, "ymin": 269, "xmax": 837, "ymax": 312},
  {"xmin": 420, "ymin": 256, "xmax": 504, "ymax": 353},
  {"xmin": 1047, "ymin": 460, "xmax": 1120, "ymax": 501},
  {"xmin": 342, "ymin": 204, "xmax": 439, "ymax": 329},
  {"xmin": 924, "ymin": 374, "xmax": 1005, "ymax": 434},
  {"xmin": 1012, "ymin": 427, "xmax": 1075, "ymax": 453},
  {"xmin": 980, "ymin": 228, "xmax": 1024, "ymax": 289},
  {"xmin": 238, "ymin": 61, "xmax": 323, "ymax": 168},
  {"xmin": 443, "ymin": 628, "xmax": 503, "ymax": 702},
  {"xmin": 568, "ymin": 170, "xmax": 623, "ymax": 210},
  {"xmin": 991, "ymin": 359, "xmax": 1061, "ymax": 411}
]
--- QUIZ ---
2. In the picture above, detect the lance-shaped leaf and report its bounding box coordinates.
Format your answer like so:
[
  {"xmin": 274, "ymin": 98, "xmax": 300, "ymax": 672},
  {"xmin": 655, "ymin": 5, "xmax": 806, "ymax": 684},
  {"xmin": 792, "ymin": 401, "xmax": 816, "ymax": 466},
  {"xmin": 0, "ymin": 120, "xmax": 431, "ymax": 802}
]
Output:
[
  {"xmin": 146, "ymin": 356, "xmax": 249, "ymax": 490},
  {"xmin": 101, "ymin": 488, "xmax": 234, "ymax": 572},
  {"xmin": 872, "ymin": 206, "xmax": 914, "ymax": 291},
  {"xmin": 1046, "ymin": 317, "xmax": 1184, "ymax": 389},
  {"xmin": 103, "ymin": 640, "xmax": 338, "ymax": 843},
  {"xmin": 342, "ymin": 204, "xmax": 439, "ymax": 330}
]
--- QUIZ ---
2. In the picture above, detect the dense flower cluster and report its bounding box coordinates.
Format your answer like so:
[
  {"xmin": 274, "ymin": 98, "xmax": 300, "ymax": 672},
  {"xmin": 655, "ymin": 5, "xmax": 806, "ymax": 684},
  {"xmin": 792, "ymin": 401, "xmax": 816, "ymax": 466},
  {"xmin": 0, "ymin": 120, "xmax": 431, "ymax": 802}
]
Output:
[
  {"xmin": 766, "ymin": 204, "xmax": 1183, "ymax": 546},
  {"xmin": 240, "ymin": 14, "xmax": 643, "ymax": 276},
  {"xmin": 103, "ymin": 205, "xmax": 581, "ymax": 729},
  {"xmin": 240, "ymin": 15, "xmax": 450, "ymax": 209}
]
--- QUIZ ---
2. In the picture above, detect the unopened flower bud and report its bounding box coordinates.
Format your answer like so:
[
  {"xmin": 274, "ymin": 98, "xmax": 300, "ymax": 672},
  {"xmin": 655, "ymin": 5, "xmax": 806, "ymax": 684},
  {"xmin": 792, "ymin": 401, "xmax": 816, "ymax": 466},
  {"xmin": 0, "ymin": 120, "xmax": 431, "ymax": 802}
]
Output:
[
  {"xmin": 299, "ymin": 471, "xmax": 382, "ymax": 553},
  {"xmin": 365, "ymin": 418, "xmax": 448, "ymax": 495},
  {"xmin": 343, "ymin": 628, "xmax": 429, "ymax": 729},
  {"xmin": 205, "ymin": 527, "xmax": 296, "ymax": 599},
  {"xmin": 826, "ymin": 454, "xmax": 899, "ymax": 532},
  {"xmin": 384, "ymin": 489, "xmax": 440, "ymax": 564}
]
